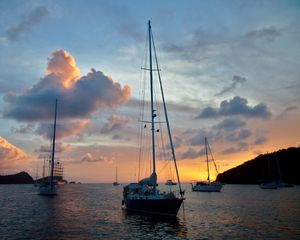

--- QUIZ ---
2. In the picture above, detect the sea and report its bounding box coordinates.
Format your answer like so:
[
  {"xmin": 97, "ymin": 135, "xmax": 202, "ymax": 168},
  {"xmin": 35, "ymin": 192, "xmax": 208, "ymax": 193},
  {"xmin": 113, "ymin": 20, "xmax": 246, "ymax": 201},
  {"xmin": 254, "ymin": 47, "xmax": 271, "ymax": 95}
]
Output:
[{"xmin": 0, "ymin": 183, "xmax": 299, "ymax": 240}]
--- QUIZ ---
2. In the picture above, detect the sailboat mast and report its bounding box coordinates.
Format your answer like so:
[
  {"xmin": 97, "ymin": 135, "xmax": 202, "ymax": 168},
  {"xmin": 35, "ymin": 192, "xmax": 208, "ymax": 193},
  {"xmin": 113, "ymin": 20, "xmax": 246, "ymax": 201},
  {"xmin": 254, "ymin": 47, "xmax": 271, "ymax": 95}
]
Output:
[
  {"xmin": 148, "ymin": 20, "xmax": 156, "ymax": 179},
  {"xmin": 205, "ymin": 137, "xmax": 210, "ymax": 182},
  {"xmin": 50, "ymin": 99, "xmax": 58, "ymax": 190},
  {"xmin": 116, "ymin": 167, "xmax": 118, "ymax": 182}
]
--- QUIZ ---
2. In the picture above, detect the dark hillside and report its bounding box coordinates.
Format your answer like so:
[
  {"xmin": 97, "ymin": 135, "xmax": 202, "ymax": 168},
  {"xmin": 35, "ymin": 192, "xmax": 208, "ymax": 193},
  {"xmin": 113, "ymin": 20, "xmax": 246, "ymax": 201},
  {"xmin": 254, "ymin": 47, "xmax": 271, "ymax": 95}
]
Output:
[{"xmin": 216, "ymin": 147, "xmax": 300, "ymax": 184}]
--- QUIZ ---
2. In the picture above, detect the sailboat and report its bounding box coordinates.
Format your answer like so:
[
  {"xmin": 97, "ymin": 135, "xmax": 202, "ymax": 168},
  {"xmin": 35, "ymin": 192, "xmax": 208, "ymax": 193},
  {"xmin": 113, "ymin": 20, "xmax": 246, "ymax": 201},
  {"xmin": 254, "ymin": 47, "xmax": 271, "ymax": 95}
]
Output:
[
  {"xmin": 122, "ymin": 20, "xmax": 184, "ymax": 216},
  {"xmin": 113, "ymin": 167, "xmax": 120, "ymax": 186},
  {"xmin": 38, "ymin": 99, "xmax": 58, "ymax": 196},
  {"xmin": 259, "ymin": 153, "xmax": 277, "ymax": 189},
  {"xmin": 191, "ymin": 137, "xmax": 222, "ymax": 192}
]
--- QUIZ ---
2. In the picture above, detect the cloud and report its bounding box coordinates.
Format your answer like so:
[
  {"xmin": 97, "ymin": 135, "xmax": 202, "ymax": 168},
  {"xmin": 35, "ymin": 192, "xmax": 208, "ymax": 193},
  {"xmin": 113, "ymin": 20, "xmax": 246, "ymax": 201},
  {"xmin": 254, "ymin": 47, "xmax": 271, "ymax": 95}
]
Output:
[
  {"xmin": 35, "ymin": 142, "xmax": 71, "ymax": 153},
  {"xmin": 277, "ymin": 106, "xmax": 298, "ymax": 120},
  {"xmin": 253, "ymin": 135, "xmax": 268, "ymax": 145},
  {"xmin": 180, "ymin": 147, "xmax": 206, "ymax": 160},
  {"xmin": 197, "ymin": 96, "xmax": 271, "ymax": 119},
  {"xmin": 80, "ymin": 153, "xmax": 106, "ymax": 163},
  {"xmin": 0, "ymin": 136, "xmax": 33, "ymax": 169},
  {"xmin": 222, "ymin": 142, "xmax": 249, "ymax": 154},
  {"xmin": 244, "ymin": 26, "xmax": 282, "ymax": 42},
  {"xmin": 100, "ymin": 114, "xmax": 131, "ymax": 134},
  {"xmin": 214, "ymin": 118, "xmax": 246, "ymax": 130},
  {"xmin": 215, "ymin": 75, "xmax": 247, "ymax": 96},
  {"xmin": 3, "ymin": 49, "xmax": 131, "ymax": 122},
  {"xmin": 6, "ymin": 6, "xmax": 49, "ymax": 41},
  {"xmin": 36, "ymin": 119, "xmax": 90, "ymax": 140},
  {"xmin": 225, "ymin": 129, "xmax": 252, "ymax": 142},
  {"xmin": 11, "ymin": 123, "xmax": 35, "ymax": 134}
]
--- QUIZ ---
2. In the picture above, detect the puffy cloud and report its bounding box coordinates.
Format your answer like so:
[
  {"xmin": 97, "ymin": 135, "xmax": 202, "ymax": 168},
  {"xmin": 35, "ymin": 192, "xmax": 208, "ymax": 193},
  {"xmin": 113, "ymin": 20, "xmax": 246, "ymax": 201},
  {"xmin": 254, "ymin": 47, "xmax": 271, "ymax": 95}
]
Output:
[
  {"xmin": 197, "ymin": 96, "xmax": 271, "ymax": 119},
  {"xmin": 100, "ymin": 114, "xmax": 131, "ymax": 134},
  {"xmin": 0, "ymin": 136, "xmax": 33, "ymax": 169},
  {"xmin": 36, "ymin": 119, "xmax": 90, "ymax": 140},
  {"xmin": 3, "ymin": 49, "xmax": 131, "ymax": 122},
  {"xmin": 6, "ymin": 6, "xmax": 50, "ymax": 41},
  {"xmin": 215, "ymin": 75, "xmax": 247, "ymax": 96}
]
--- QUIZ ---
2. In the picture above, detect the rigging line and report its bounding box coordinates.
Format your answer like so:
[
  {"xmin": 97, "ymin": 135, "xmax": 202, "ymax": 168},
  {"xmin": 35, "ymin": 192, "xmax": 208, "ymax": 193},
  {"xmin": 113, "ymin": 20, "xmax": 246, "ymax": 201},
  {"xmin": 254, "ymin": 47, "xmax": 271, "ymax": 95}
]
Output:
[
  {"xmin": 137, "ymin": 28, "xmax": 149, "ymax": 181},
  {"xmin": 207, "ymin": 139, "xmax": 219, "ymax": 175},
  {"xmin": 151, "ymin": 29, "xmax": 184, "ymax": 197}
]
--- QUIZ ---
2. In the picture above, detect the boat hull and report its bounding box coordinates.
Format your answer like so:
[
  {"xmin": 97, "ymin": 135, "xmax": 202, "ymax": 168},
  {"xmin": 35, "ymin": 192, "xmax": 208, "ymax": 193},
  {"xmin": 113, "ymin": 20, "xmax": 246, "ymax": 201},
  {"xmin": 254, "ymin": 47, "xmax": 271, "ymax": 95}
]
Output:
[
  {"xmin": 38, "ymin": 185, "xmax": 57, "ymax": 195},
  {"xmin": 260, "ymin": 182, "xmax": 277, "ymax": 189},
  {"xmin": 192, "ymin": 183, "xmax": 222, "ymax": 192},
  {"xmin": 124, "ymin": 198, "xmax": 183, "ymax": 216}
]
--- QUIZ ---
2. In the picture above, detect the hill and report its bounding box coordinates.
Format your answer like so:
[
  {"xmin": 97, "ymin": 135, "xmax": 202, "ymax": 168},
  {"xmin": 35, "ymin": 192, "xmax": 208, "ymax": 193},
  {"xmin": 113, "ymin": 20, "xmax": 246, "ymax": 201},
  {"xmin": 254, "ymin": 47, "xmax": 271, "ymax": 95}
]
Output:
[
  {"xmin": 0, "ymin": 171, "xmax": 34, "ymax": 184},
  {"xmin": 216, "ymin": 147, "xmax": 300, "ymax": 184}
]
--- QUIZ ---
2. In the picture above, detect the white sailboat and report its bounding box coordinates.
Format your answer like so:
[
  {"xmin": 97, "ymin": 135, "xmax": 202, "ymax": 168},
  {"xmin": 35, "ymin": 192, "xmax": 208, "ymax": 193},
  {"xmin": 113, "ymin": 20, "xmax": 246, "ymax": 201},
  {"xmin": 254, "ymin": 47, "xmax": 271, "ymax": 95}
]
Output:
[
  {"xmin": 122, "ymin": 20, "xmax": 184, "ymax": 216},
  {"xmin": 113, "ymin": 167, "xmax": 120, "ymax": 186},
  {"xmin": 38, "ymin": 99, "xmax": 58, "ymax": 196},
  {"xmin": 192, "ymin": 137, "xmax": 222, "ymax": 192}
]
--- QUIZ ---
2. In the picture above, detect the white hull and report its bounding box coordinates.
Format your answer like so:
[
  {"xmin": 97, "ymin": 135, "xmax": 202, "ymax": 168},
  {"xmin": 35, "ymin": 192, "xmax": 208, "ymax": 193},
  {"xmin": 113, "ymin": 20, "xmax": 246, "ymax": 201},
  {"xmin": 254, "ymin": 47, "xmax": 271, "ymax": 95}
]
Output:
[{"xmin": 192, "ymin": 182, "xmax": 222, "ymax": 192}]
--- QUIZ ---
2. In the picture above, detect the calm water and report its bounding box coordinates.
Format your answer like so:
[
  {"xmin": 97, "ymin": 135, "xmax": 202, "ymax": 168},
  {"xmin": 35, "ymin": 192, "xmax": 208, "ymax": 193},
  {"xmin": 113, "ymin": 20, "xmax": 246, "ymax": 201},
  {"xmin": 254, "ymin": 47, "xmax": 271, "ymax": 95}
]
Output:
[{"xmin": 0, "ymin": 184, "xmax": 299, "ymax": 239}]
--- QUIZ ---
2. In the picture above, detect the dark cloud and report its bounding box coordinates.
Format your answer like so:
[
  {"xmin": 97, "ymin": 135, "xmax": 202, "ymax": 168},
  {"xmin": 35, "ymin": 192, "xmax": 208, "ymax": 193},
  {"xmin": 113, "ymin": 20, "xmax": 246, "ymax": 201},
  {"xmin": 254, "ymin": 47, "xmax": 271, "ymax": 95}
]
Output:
[
  {"xmin": 215, "ymin": 75, "xmax": 247, "ymax": 96},
  {"xmin": 244, "ymin": 26, "xmax": 282, "ymax": 42},
  {"xmin": 197, "ymin": 96, "xmax": 271, "ymax": 119},
  {"xmin": 3, "ymin": 50, "xmax": 131, "ymax": 122},
  {"xmin": 277, "ymin": 105, "xmax": 298, "ymax": 120},
  {"xmin": 253, "ymin": 135, "xmax": 268, "ymax": 145},
  {"xmin": 222, "ymin": 142, "xmax": 249, "ymax": 154},
  {"xmin": 214, "ymin": 118, "xmax": 246, "ymax": 130},
  {"xmin": 11, "ymin": 123, "xmax": 35, "ymax": 134},
  {"xmin": 225, "ymin": 129, "xmax": 252, "ymax": 142},
  {"xmin": 180, "ymin": 147, "xmax": 206, "ymax": 159},
  {"xmin": 100, "ymin": 115, "xmax": 131, "ymax": 134},
  {"xmin": 6, "ymin": 6, "xmax": 49, "ymax": 41}
]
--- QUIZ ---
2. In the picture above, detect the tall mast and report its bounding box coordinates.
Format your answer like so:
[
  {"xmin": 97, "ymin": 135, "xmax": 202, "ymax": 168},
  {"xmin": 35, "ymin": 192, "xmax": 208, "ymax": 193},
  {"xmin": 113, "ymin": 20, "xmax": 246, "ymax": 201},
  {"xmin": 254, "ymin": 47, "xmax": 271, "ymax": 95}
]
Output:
[
  {"xmin": 50, "ymin": 99, "xmax": 58, "ymax": 190},
  {"xmin": 148, "ymin": 20, "xmax": 156, "ymax": 182},
  {"xmin": 116, "ymin": 167, "xmax": 118, "ymax": 182},
  {"xmin": 205, "ymin": 137, "xmax": 210, "ymax": 182}
]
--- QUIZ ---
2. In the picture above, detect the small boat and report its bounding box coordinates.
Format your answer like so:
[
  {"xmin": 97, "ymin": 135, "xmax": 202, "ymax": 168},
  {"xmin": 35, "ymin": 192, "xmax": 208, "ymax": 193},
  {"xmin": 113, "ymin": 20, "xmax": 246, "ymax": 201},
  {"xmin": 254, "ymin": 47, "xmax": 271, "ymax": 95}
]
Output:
[
  {"xmin": 192, "ymin": 137, "xmax": 222, "ymax": 192},
  {"xmin": 122, "ymin": 20, "xmax": 184, "ymax": 216},
  {"xmin": 165, "ymin": 179, "xmax": 177, "ymax": 186},
  {"xmin": 113, "ymin": 167, "xmax": 120, "ymax": 186},
  {"xmin": 38, "ymin": 99, "xmax": 58, "ymax": 196},
  {"xmin": 260, "ymin": 181, "xmax": 277, "ymax": 189}
]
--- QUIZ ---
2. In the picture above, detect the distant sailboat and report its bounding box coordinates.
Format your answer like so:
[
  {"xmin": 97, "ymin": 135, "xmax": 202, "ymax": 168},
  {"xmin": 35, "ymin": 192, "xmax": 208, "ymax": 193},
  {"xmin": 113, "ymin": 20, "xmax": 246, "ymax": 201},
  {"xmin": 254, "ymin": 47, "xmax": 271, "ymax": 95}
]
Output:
[
  {"xmin": 38, "ymin": 99, "xmax": 58, "ymax": 196},
  {"xmin": 191, "ymin": 137, "xmax": 222, "ymax": 192},
  {"xmin": 259, "ymin": 154, "xmax": 277, "ymax": 189},
  {"xmin": 113, "ymin": 167, "xmax": 120, "ymax": 186},
  {"xmin": 122, "ymin": 20, "xmax": 184, "ymax": 216}
]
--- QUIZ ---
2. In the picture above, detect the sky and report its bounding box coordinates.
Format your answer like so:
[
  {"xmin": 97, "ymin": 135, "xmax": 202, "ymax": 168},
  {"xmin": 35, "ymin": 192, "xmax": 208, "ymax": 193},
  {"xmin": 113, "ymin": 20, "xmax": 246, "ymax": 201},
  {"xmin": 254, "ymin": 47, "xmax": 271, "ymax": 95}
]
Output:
[{"xmin": 0, "ymin": 0, "xmax": 299, "ymax": 183}]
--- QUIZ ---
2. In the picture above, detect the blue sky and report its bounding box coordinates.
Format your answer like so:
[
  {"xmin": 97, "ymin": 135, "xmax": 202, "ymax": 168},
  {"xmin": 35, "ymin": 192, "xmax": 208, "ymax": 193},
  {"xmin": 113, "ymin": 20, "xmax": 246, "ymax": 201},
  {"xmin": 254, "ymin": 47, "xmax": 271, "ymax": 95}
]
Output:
[{"xmin": 0, "ymin": 0, "xmax": 299, "ymax": 182}]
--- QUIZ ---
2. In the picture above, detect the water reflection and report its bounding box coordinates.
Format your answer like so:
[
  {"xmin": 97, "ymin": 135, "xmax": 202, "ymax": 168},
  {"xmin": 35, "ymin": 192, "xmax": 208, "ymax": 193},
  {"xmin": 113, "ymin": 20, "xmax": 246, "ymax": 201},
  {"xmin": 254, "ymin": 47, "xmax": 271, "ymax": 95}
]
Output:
[{"xmin": 122, "ymin": 209, "xmax": 188, "ymax": 239}]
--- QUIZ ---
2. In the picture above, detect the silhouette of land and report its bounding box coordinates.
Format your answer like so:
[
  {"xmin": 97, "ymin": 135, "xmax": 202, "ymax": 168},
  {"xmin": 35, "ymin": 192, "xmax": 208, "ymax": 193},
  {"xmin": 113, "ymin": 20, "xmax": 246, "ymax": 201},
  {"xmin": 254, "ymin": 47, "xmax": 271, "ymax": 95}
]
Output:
[
  {"xmin": 0, "ymin": 171, "xmax": 34, "ymax": 184},
  {"xmin": 217, "ymin": 147, "xmax": 300, "ymax": 184}
]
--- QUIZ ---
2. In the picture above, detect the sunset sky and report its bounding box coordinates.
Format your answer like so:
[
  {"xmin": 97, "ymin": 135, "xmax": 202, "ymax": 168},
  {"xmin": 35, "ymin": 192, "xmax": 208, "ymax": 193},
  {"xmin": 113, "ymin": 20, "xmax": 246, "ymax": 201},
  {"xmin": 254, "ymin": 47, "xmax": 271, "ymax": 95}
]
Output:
[{"xmin": 0, "ymin": 0, "xmax": 299, "ymax": 183}]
